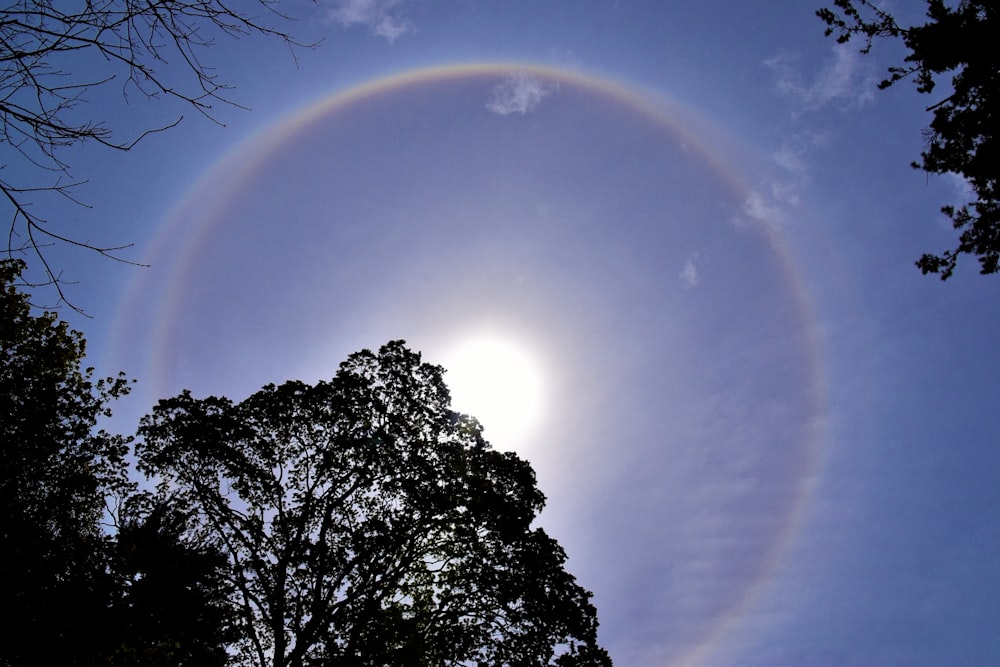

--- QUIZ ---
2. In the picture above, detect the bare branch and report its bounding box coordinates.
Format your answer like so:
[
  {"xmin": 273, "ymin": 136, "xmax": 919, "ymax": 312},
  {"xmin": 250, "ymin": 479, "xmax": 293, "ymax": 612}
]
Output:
[{"xmin": 0, "ymin": 1, "xmax": 315, "ymax": 308}]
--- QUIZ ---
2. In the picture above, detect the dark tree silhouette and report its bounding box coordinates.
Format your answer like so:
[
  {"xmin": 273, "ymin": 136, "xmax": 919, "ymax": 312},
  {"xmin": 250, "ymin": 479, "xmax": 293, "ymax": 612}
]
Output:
[
  {"xmin": 108, "ymin": 500, "xmax": 239, "ymax": 667},
  {"xmin": 818, "ymin": 0, "xmax": 999, "ymax": 278},
  {"xmin": 0, "ymin": 1, "xmax": 304, "ymax": 307},
  {"xmin": 137, "ymin": 341, "xmax": 613, "ymax": 667},
  {"xmin": 1, "ymin": 258, "xmax": 237, "ymax": 665},
  {"xmin": 0, "ymin": 257, "xmax": 132, "ymax": 664}
]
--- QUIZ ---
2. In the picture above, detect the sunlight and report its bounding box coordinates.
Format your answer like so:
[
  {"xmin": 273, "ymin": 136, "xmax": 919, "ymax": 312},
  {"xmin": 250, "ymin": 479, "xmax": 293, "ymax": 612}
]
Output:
[{"xmin": 441, "ymin": 334, "xmax": 546, "ymax": 452}]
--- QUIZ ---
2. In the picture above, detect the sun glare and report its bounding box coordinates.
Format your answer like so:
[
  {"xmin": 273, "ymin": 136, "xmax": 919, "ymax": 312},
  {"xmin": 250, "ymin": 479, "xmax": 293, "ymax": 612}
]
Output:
[{"xmin": 441, "ymin": 335, "xmax": 546, "ymax": 452}]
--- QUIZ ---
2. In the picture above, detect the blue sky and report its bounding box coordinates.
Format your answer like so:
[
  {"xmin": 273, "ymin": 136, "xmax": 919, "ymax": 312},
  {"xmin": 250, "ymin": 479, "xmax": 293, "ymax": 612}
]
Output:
[{"xmin": 18, "ymin": 2, "xmax": 1000, "ymax": 666}]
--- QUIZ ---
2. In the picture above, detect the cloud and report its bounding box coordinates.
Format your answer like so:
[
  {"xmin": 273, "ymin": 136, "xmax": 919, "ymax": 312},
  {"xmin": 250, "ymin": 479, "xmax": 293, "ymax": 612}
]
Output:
[
  {"xmin": 747, "ymin": 43, "xmax": 876, "ymax": 233},
  {"xmin": 327, "ymin": 0, "xmax": 413, "ymax": 42},
  {"xmin": 742, "ymin": 189, "xmax": 791, "ymax": 230},
  {"xmin": 486, "ymin": 72, "xmax": 558, "ymax": 116},
  {"xmin": 766, "ymin": 43, "xmax": 877, "ymax": 113},
  {"xmin": 742, "ymin": 176, "xmax": 805, "ymax": 231},
  {"xmin": 740, "ymin": 131, "xmax": 827, "ymax": 231},
  {"xmin": 680, "ymin": 253, "xmax": 700, "ymax": 288}
]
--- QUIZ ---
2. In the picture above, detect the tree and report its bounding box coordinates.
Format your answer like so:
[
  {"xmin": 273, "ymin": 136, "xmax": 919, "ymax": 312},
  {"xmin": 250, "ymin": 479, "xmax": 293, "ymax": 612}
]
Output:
[
  {"xmin": 136, "ymin": 340, "xmax": 613, "ymax": 667},
  {"xmin": 0, "ymin": 1, "xmax": 304, "ymax": 306},
  {"xmin": 818, "ymin": 0, "xmax": 999, "ymax": 278},
  {"xmin": 1, "ymin": 258, "xmax": 236, "ymax": 666},
  {"xmin": 0, "ymin": 257, "xmax": 132, "ymax": 664},
  {"xmin": 107, "ymin": 499, "xmax": 240, "ymax": 667}
]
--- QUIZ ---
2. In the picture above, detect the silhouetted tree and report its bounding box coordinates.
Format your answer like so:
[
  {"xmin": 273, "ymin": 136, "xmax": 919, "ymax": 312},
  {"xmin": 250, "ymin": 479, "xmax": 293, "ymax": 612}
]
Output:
[
  {"xmin": 137, "ymin": 341, "xmax": 612, "ymax": 667},
  {"xmin": 818, "ymin": 0, "xmax": 999, "ymax": 278},
  {"xmin": 0, "ymin": 1, "xmax": 304, "ymax": 307},
  {"xmin": 1, "ymin": 259, "xmax": 237, "ymax": 665},
  {"xmin": 107, "ymin": 499, "xmax": 239, "ymax": 667},
  {"xmin": 0, "ymin": 257, "xmax": 132, "ymax": 664}
]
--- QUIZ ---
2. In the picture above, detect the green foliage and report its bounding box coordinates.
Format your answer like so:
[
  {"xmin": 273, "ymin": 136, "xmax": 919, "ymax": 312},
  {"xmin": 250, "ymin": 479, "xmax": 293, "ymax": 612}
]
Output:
[
  {"xmin": 818, "ymin": 0, "xmax": 999, "ymax": 278},
  {"xmin": 137, "ymin": 340, "xmax": 612, "ymax": 667}
]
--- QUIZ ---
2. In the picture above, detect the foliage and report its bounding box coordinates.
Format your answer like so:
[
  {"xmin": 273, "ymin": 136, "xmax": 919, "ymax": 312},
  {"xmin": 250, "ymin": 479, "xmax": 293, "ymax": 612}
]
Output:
[
  {"xmin": 137, "ymin": 340, "xmax": 612, "ymax": 667},
  {"xmin": 1, "ymin": 258, "xmax": 235, "ymax": 665},
  {"xmin": 0, "ymin": 257, "xmax": 132, "ymax": 664},
  {"xmin": 818, "ymin": 0, "xmax": 999, "ymax": 278},
  {"xmin": 0, "ymin": 1, "xmax": 303, "ymax": 307},
  {"xmin": 107, "ymin": 500, "xmax": 239, "ymax": 667}
]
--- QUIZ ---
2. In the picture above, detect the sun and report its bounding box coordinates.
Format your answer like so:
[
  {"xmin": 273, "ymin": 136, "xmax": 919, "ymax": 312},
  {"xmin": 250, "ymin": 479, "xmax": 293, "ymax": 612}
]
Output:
[{"xmin": 441, "ymin": 335, "xmax": 546, "ymax": 451}]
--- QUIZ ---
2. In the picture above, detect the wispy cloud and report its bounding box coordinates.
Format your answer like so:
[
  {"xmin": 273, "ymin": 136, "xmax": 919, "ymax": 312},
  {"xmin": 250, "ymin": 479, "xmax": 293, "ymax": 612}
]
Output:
[
  {"xmin": 486, "ymin": 72, "xmax": 558, "ymax": 116},
  {"xmin": 740, "ymin": 133, "xmax": 823, "ymax": 231},
  {"xmin": 742, "ymin": 188, "xmax": 792, "ymax": 230},
  {"xmin": 327, "ymin": 0, "xmax": 413, "ymax": 42},
  {"xmin": 742, "ymin": 42, "xmax": 870, "ymax": 232},
  {"xmin": 680, "ymin": 252, "xmax": 701, "ymax": 288},
  {"xmin": 766, "ymin": 43, "xmax": 876, "ymax": 113}
]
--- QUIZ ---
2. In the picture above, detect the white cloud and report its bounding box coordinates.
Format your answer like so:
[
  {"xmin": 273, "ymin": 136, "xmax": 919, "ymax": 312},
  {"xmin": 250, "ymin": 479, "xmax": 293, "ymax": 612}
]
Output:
[
  {"xmin": 742, "ymin": 177, "xmax": 807, "ymax": 231},
  {"xmin": 942, "ymin": 171, "xmax": 975, "ymax": 209},
  {"xmin": 934, "ymin": 172, "xmax": 976, "ymax": 229},
  {"xmin": 680, "ymin": 253, "xmax": 700, "ymax": 288},
  {"xmin": 486, "ymin": 72, "xmax": 558, "ymax": 116},
  {"xmin": 750, "ymin": 43, "xmax": 875, "ymax": 233},
  {"xmin": 777, "ymin": 130, "xmax": 827, "ymax": 174},
  {"xmin": 766, "ymin": 43, "xmax": 877, "ymax": 113},
  {"xmin": 327, "ymin": 0, "xmax": 413, "ymax": 42},
  {"xmin": 740, "ymin": 132, "xmax": 826, "ymax": 230},
  {"xmin": 742, "ymin": 190, "xmax": 787, "ymax": 228}
]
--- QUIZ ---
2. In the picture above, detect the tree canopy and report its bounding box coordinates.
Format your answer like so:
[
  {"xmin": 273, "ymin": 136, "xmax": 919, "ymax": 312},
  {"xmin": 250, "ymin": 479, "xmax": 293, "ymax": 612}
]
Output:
[
  {"xmin": 137, "ymin": 340, "xmax": 612, "ymax": 667},
  {"xmin": 0, "ymin": 258, "xmax": 235, "ymax": 666},
  {"xmin": 0, "ymin": 258, "xmax": 132, "ymax": 525},
  {"xmin": 818, "ymin": 0, "xmax": 999, "ymax": 278},
  {"xmin": 108, "ymin": 501, "xmax": 240, "ymax": 666},
  {"xmin": 1, "ymin": 261, "xmax": 611, "ymax": 665},
  {"xmin": 0, "ymin": 257, "xmax": 132, "ymax": 663}
]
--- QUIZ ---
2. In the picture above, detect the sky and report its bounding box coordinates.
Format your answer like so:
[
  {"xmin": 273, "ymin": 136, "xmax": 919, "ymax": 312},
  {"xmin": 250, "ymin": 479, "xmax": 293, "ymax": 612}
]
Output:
[{"xmin": 14, "ymin": 1, "xmax": 1000, "ymax": 666}]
